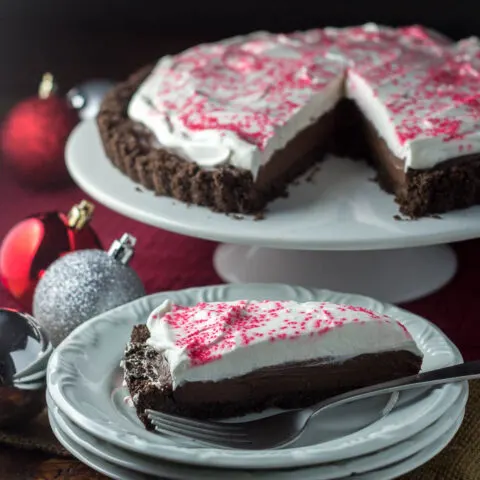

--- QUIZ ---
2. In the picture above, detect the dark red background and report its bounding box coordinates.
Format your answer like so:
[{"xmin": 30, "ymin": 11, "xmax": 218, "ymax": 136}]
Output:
[{"xmin": 0, "ymin": 167, "xmax": 479, "ymax": 360}]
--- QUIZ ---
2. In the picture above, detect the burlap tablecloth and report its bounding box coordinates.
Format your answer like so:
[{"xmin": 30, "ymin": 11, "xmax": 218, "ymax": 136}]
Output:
[{"xmin": 0, "ymin": 380, "xmax": 477, "ymax": 479}]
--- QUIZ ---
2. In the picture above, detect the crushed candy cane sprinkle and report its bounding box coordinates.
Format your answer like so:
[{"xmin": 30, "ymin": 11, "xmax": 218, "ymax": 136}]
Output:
[{"xmin": 129, "ymin": 23, "xmax": 480, "ymax": 176}]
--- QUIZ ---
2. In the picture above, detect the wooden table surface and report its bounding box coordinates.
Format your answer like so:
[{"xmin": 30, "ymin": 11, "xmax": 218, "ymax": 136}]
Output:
[{"xmin": 0, "ymin": 446, "xmax": 105, "ymax": 479}]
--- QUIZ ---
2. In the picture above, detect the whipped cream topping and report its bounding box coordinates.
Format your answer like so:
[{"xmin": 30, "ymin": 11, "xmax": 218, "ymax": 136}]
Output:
[
  {"xmin": 146, "ymin": 300, "xmax": 422, "ymax": 388},
  {"xmin": 346, "ymin": 33, "xmax": 480, "ymax": 170},
  {"xmin": 129, "ymin": 23, "xmax": 480, "ymax": 176}
]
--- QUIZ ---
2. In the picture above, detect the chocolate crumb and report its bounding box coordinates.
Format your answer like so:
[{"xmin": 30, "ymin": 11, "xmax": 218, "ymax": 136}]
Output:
[
  {"xmin": 393, "ymin": 214, "xmax": 417, "ymax": 222},
  {"xmin": 254, "ymin": 211, "xmax": 266, "ymax": 221},
  {"xmin": 135, "ymin": 186, "xmax": 143, "ymax": 193},
  {"xmin": 306, "ymin": 165, "xmax": 322, "ymax": 183}
]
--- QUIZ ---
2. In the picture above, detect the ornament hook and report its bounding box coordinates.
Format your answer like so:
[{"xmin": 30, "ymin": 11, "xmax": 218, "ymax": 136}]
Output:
[{"xmin": 108, "ymin": 233, "xmax": 136, "ymax": 265}]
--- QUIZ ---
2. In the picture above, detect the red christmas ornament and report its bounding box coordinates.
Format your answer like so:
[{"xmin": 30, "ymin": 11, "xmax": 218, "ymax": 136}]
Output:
[
  {"xmin": 0, "ymin": 200, "xmax": 102, "ymax": 311},
  {"xmin": 1, "ymin": 73, "xmax": 79, "ymax": 190}
]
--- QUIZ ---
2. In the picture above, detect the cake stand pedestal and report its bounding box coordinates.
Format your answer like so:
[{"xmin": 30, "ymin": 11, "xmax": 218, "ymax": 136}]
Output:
[
  {"xmin": 65, "ymin": 120, "xmax": 480, "ymax": 304},
  {"xmin": 213, "ymin": 245, "xmax": 457, "ymax": 304}
]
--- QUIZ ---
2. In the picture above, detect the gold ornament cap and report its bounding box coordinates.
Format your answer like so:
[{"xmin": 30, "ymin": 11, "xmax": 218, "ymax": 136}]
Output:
[
  {"xmin": 38, "ymin": 72, "xmax": 57, "ymax": 99},
  {"xmin": 67, "ymin": 200, "xmax": 95, "ymax": 230}
]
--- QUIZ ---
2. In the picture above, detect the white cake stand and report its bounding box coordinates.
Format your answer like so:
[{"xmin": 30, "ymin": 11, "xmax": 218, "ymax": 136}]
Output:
[{"xmin": 66, "ymin": 120, "xmax": 480, "ymax": 303}]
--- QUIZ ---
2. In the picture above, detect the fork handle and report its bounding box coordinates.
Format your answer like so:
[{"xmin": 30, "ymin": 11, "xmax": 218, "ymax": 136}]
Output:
[{"xmin": 311, "ymin": 359, "xmax": 480, "ymax": 418}]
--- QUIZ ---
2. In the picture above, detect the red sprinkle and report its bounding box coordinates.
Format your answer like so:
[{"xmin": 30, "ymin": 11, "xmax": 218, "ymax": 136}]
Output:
[
  {"xmin": 142, "ymin": 26, "xmax": 480, "ymax": 152},
  {"xmin": 156, "ymin": 301, "xmax": 409, "ymax": 366}
]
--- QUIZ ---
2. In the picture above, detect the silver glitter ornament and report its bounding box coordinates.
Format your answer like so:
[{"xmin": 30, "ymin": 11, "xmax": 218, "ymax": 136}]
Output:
[
  {"xmin": 66, "ymin": 79, "xmax": 115, "ymax": 120},
  {"xmin": 33, "ymin": 234, "xmax": 145, "ymax": 346}
]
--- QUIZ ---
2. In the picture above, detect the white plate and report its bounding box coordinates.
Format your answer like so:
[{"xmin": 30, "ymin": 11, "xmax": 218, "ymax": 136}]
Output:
[
  {"xmin": 49, "ymin": 409, "xmax": 154, "ymax": 480},
  {"xmin": 66, "ymin": 120, "xmax": 480, "ymax": 250},
  {"xmin": 47, "ymin": 284, "xmax": 464, "ymax": 469},
  {"xmin": 48, "ymin": 405, "xmax": 464, "ymax": 480},
  {"xmin": 47, "ymin": 388, "xmax": 467, "ymax": 480}
]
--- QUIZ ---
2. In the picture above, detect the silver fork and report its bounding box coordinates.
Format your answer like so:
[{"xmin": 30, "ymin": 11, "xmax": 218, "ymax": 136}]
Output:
[{"xmin": 147, "ymin": 360, "xmax": 480, "ymax": 450}]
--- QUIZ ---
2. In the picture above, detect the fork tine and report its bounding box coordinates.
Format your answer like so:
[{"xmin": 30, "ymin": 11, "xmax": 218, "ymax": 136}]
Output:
[
  {"xmin": 145, "ymin": 410, "xmax": 246, "ymax": 435},
  {"xmin": 147, "ymin": 411, "xmax": 249, "ymax": 439},
  {"xmin": 148, "ymin": 416, "xmax": 253, "ymax": 446},
  {"xmin": 152, "ymin": 423, "xmax": 221, "ymax": 446},
  {"xmin": 153, "ymin": 424, "xmax": 252, "ymax": 446},
  {"xmin": 152, "ymin": 421, "xmax": 216, "ymax": 445}
]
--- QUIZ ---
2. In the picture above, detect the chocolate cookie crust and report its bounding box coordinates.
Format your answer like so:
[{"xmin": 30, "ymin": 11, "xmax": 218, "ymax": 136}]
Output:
[
  {"xmin": 96, "ymin": 67, "xmax": 324, "ymax": 214},
  {"xmin": 97, "ymin": 67, "xmax": 480, "ymax": 218}
]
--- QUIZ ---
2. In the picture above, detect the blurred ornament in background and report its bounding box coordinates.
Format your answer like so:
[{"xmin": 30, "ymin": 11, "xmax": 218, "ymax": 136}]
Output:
[
  {"xmin": 67, "ymin": 79, "xmax": 115, "ymax": 120},
  {"xmin": 0, "ymin": 73, "xmax": 79, "ymax": 190},
  {"xmin": 0, "ymin": 308, "xmax": 51, "ymax": 427},
  {"xmin": 0, "ymin": 309, "xmax": 45, "ymax": 383},
  {"xmin": 0, "ymin": 200, "xmax": 102, "ymax": 311},
  {"xmin": 33, "ymin": 233, "xmax": 145, "ymax": 346}
]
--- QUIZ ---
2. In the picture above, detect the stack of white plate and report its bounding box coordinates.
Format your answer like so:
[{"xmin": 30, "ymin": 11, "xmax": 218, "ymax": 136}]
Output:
[{"xmin": 46, "ymin": 284, "xmax": 468, "ymax": 480}]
